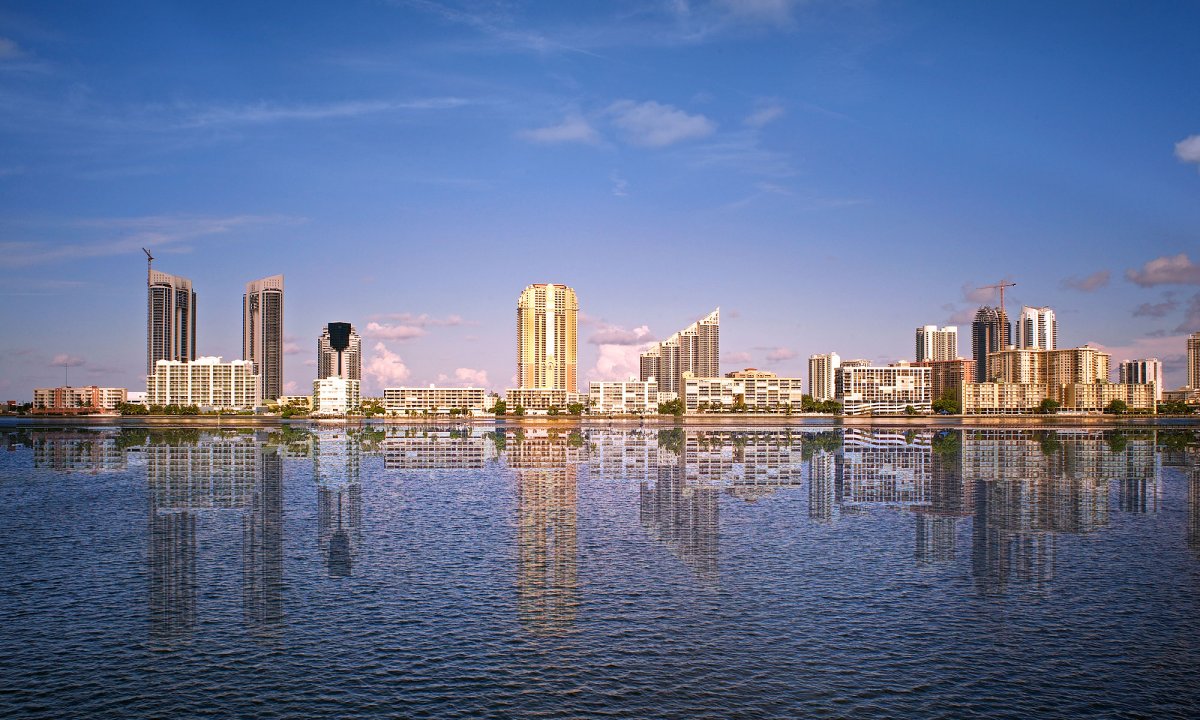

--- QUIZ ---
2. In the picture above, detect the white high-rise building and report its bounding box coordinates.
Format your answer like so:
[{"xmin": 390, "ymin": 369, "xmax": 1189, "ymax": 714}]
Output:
[
  {"xmin": 639, "ymin": 309, "xmax": 719, "ymax": 395},
  {"xmin": 1119, "ymin": 358, "xmax": 1164, "ymax": 401},
  {"xmin": 915, "ymin": 325, "xmax": 958, "ymax": 362},
  {"xmin": 808, "ymin": 352, "xmax": 841, "ymax": 402},
  {"xmin": 243, "ymin": 275, "xmax": 284, "ymax": 401},
  {"xmin": 1017, "ymin": 306, "xmax": 1057, "ymax": 350},
  {"xmin": 313, "ymin": 377, "xmax": 361, "ymax": 416}
]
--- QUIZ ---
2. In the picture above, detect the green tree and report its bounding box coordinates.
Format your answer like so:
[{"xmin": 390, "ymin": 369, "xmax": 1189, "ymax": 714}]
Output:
[
  {"xmin": 492, "ymin": 400, "xmax": 507, "ymax": 416},
  {"xmin": 904, "ymin": 405, "xmax": 918, "ymax": 416},
  {"xmin": 116, "ymin": 402, "xmax": 149, "ymax": 416},
  {"xmin": 567, "ymin": 402, "xmax": 584, "ymax": 416},
  {"xmin": 1104, "ymin": 399, "xmax": 1128, "ymax": 414},
  {"xmin": 513, "ymin": 404, "xmax": 526, "ymax": 417},
  {"xmin": 1037, "ymin": 398, "xmax": 1061, "ymax": 414},
  {"xmin": 657, "ymin": 398, "xmax": 684, "ymax": 416},
  {"xmin": 547, "ymin": 406, "xmax": 561, "ymax": 416},
  {"xmin": 932, "ymin": 390, "xmax": 960, "ymax": 414}
]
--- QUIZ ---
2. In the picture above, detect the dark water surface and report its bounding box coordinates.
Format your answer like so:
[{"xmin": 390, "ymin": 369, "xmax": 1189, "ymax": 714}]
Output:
[{"xmin": 2, "ymin": 424, "xmax": 1200, "ymax": 718}]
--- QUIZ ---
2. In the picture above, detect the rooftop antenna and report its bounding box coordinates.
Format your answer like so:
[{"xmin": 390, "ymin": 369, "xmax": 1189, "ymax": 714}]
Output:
[{"xmin": 142, "ymin": 247, "xmax": 154, "ymax": 285}]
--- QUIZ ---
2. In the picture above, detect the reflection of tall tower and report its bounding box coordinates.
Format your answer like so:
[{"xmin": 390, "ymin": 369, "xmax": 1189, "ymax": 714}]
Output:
[
  {"xmin": 807, "ymin": 449, "xmax": 839, "ymax": 521},
  {"xmin": 1190, "ymin": 466, "xmax": 1200, "ymax": 558},
  {"xmin": 318, "ymin": 322, "xmax": 361, "ymax": 381},
  {"xmin": 243, "ymin": 447, "xmax": 284, "ymax": 631},
  {"xmin": 639, "ymin": 438, "xmax": 719, "ymax": 579},
  {"xmin": 516, "ymin": 283, "xmax": 579, "ymax": 392},
  {"xmin": 148, "ymin": 505, "xmax": 196, "ymax": 640},
  {"xmin": 318, "ymin": 483, "xmax": 362, "ymax": 577},
  {"xmin": 243, "ymin": 275, "xmax": 285, "ymax": 401},
  {"xmin": 314, "ymin": 429, "xmax": 363, "ymax": 577},
  {"xmin": 510, "ymin": 432, "xmax": 579, "ymax": 635}
]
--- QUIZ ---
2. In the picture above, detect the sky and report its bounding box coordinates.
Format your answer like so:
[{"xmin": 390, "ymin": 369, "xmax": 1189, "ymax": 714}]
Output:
[{"xmin": 1, "ymin": 0, "xmax": 1199, "ymax": 398}]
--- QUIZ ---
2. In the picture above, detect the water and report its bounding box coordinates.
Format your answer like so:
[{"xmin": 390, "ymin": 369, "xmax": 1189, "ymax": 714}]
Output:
[{"xmin": 2, "ymin": 423, "xmax": 1199, "ymax": 718}]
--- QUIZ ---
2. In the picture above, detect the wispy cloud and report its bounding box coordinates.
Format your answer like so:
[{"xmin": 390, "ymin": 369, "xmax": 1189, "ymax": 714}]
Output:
[
  {"xmin": 0, "ymin": 37, "xmax": 24, "ymax": 60},
  {"xmin": 363, "ymin": 322, "xmax": 427, "ymax": 341},
  {"xmin": 1062, "ymin": 270, "xmax": 1110, "ymax": 292},
  {"xmin": 519, "ymin": 113, "xmax": 599, "ymax": 144},
  {"xmin": 369, "ymin": 312, "xmax": 469, "ymax": 327},
  {"xmin": 0, "ymin": 214, "xmax": 302, "ymax": 268},
  {"xmin": 51, "ymin": 353, "xmax": 85, "ymax": 367},
  {"xmin": 608, "ymin": 100, "xmax": 715, "ymax": 147},
  {"xmin": 744, "ymin": 99, "xmax": 784, "ymax": 128},
  {"xmin": 588, "ymin": 323, "xmax": 653, "ymax": 346},
  {"xmin": 180, "ymin": 97, "xmax": 469, "ymax": 128},
  {"xmin": 610, "ymin": 171, "xmax": 629, "ymax": 197},
  {"xmin": 1175, "ymin": 292, "xmax": 1200, "ymax": 333},
  {"xmin": 1126, "ymin": 253, "xmax": 1200, "ymax": 287},
  {"xmin": 723, "ymin": 350, "xmax": 752, "ymax": 364},
  {"xmin": 766, "ymin": 346, "xmax": 796, "ymax": 362},
  {"xmin": 1132, "ymin": 293, "xmax": 1178, "ymax": 318}
]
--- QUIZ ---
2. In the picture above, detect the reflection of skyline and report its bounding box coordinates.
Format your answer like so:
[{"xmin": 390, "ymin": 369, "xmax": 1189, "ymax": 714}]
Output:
[
  {"xmin": 640, "ymin": 455, "xmax": 719, "ymax": 581},
  {"xmin": 318, "ymin": 483, "xmax": 362, "ymax": 577},
  {"xmin": 32, "ymin": 431, "xmax": 127, "ymax": 473},
  {"xmin": 382, "ymin": 431, "xmax": 489, "ymax": 469},
  {"xmin": 511, "ymin": 432, "xmax": 579, "ymax": 636},
  {"xmin": 841, "ymin": 429, "xmax": 931, "ymax": 506}
]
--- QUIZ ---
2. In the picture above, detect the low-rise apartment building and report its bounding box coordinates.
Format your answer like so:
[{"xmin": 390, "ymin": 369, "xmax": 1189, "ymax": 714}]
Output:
[
  {"xmin": 504, "ymin": 388, "xmax": 587, "ymax": 414},
  {"xmin": 146, "ymin": 358, "xmax": 260, "ymax": 409},
  {"xmin": 384, "ymin": 386, "xmax": 488, "ymax": 415},
  {"xmin": 589, "ymin": 380, "xmax": 659, "ymax": 414},
  {"xmin": 682, "ymin": 375, "xmax": 806, "ymax": 413},
  {"xmin": 837, "ymin": 365, "xmax": 931, "ymax": 415},
  {"xmin": 32, "ymin": 386, "xmax": 127, "ymax": 414}
]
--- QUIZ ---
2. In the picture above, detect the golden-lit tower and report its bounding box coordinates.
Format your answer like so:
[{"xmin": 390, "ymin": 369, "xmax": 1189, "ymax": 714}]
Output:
[{"xmin": 516, "ymin": 283, "xmax": 578, "ymax": 392}]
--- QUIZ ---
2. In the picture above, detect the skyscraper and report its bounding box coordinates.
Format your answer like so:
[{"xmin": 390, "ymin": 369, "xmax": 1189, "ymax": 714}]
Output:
[
  {"xmin": 971, "ymin": 307, "xmax": 1010, "ymax": 383},
  {"xmin": 243, "ymin": 275, "xmax": 284, "ymax": 401},
  {"xmin": 147, "ymin": 269, "xmax": 196, "ymax": 375},
  {"xmin": 516, "ymin": 283, "xmax": 579, "ymax": 391},
  {"xmin": 1189, "ymin": 332, "xmax": 1200, "ymax": 389},
  {"xmin": 318, "ymin": 323, "xmax": 361, "ymax": 381},
  {"xmin": 915, "ymin": 325, "xmax": 958, "ymax": 362},
  {"xmin": 1017, "ymin": 306, "xmax": 1057, "ymax": 350},
  {"xmin": 638, "ymin": 309, "xmax": 720, "ymax": 395},
  {"xmin": 808, "ymin": 352, "xmax": 841, "ymax": 402}
]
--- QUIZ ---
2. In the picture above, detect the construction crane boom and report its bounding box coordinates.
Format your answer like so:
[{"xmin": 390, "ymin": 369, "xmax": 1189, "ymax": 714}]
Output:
[{"xmin": 142, "ymin": 247, "xmax": 154, "ymax": 285}]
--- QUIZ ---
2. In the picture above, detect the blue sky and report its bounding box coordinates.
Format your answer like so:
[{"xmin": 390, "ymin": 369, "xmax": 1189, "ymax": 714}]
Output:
[{"xmin": 2, "ymin": 0, "xmax": 1199, "ymax": 397}]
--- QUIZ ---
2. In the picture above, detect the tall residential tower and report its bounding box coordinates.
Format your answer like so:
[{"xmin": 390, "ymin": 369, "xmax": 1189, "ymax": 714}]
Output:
[
  {"xmin": 516, "ymin": 283, "xmax": 579, "ymax": 391},
  {"xmin": 808, "ymin": 352, "xmax": 841, "ymax": 402},
  {"xmin": 915, "ymin": 325, "xmax": 958, "ymax": 362},
  {"xmin": 1189, "ymin": 332, "xmax": 1200, "ymax": 389},
  {"xmin": 243, "ymin": 275, "xmax": 284, "ymax": 401},
  {"xmin": 318, "ymin": 323, "xmax": 362, "ymax": 381},
  {"xmin": 639, "ymin": 309, "xmax": 720, "ymax": 395},
  {"xmin": 971, "ymin": 307, "xmax": 1010, "ymax": 383},
  {"xmin": 1017, "ymin": 306, "xmax": 1057, "ymax": 350},
  {"xmin": 147, "ymin": 269, "xmax": 196, "ymax": 375}
]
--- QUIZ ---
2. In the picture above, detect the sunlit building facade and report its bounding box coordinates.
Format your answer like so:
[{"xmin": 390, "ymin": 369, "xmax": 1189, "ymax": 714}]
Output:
[
  {"xmin": 639, "ymin": 309, "xmax": 720, "ymax": 395},
  {"xmin": 808, "ymin": 352, "xmax": 841, "ymax": 402},
  {"xmin": 517, "ymin": 283, "xmax": 579, "ymax": 392},
  {"xmin": 146, "ymin": 357, "xmax": 260, "ymax": 409},
  {"xmin": 383, "ymin": 386, "xmax": 487, "ymax": 415},
  {"xmin": 243, "ymin": 275, "xmax": 284, "ymax": 401},
  {"xmin": 837, "ymin": 365, "xmax": 932, "ymax": 415}
]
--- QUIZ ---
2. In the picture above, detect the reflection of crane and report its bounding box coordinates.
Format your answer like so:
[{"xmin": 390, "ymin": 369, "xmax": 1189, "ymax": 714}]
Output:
[{"xmin": 142, "ymin": 247, "xmax": 154, "ymax": 285}]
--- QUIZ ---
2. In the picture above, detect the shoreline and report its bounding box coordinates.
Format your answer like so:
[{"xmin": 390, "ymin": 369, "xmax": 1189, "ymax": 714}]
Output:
[{"xmin": 3, "ymin": 414, "xmax": 1198, "ymax": 429}]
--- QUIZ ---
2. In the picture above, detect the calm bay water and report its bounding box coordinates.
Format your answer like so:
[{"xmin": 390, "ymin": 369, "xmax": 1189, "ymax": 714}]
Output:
[{"xmin": 2, "ymin": 423, "xmax": 1199, "ymax": 718}]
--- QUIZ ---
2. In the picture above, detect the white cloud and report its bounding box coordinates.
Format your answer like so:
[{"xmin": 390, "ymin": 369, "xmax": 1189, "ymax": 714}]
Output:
[
  {"xmin": 519, "ymin": 114, "xmax": 599, "ymax": 144},
  {"xmin": 283, "ymin": 381, "xmax": 299, "ymax": 394},
  {"xmin": 607, "ymin": 100, "xmax": 715, "ymax": 147},
  {"xmin": 588, "ymin": 324, "xmax": 653, "ymax": 346},
  {"xmin": 364, "ymin": 322, "xmax": 427, "ymax": 340},
  {"xmin": 744, "ymin": 101, "xmax": 784, "ymax": 127},
  {"xmin": 766, "ymin": 347, "xmax": 796, "ymax": 362},
  {"xmin": 364, "ymin": 342, "xmax": 411, "ymax": 392},
  {"xmin": 303, "ymin": 359, "xmax": 317, "ymax": 367},
  {"xmin": 723, "ymin": 351, "xmax": 752, "ymax": 364},
  {"xmin": 453, "ymin": 367, "xmax": 490, "ymax": 387},
  {"xmin": 718, "ymin": 0, "xmax": 800, "ymax": 25},
  {"xmin": 51, "ymin": 353, "xmax": 85, "ymax": 367},
  {"xmin": 283, "ymin": 342, "xmax": 302, "ymax": 355},
  {"xmin": 1126, "ymin": 253, "xmax": 1200, "ymax": 287},
  {"xmin": 1175, "ymin": 134, "xmax": 1200, "ymax": 165},
  {"xmin": 610, "ymin": 171, "xmax": 629, "ymax": 197}
]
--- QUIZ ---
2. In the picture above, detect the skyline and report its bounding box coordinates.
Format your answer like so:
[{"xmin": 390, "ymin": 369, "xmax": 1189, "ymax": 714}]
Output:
[{"xmin": 2, "ymin": 1, "xmax": 1200, "ymax": 397}]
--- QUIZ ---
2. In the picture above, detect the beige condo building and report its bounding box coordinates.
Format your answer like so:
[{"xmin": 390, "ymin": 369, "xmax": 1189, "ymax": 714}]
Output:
[
  {"xmin": 517, "ymin": 283, "xmax": 578, "ymax": 392},
  {"xmin": 146, "ymin": 357, "xmax": 260, "ymax": 409},
  {"xmin": 383, "ymin": 386, "xmax": 487, "ymax": 415},
  {"xmin": 639, "ymin": 308, "xmax": 720, "ymax": 395}
]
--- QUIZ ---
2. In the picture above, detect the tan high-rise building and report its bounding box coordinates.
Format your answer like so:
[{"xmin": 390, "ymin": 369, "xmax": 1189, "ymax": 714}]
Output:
[
  {"xmin": 147, "ymin": 269, "xmax": 196, "ymax": 375},
  {"xmin": 1189, "ymin": 332, "xmax": 1200, "ymax": 389},
  {"xmin": 517, "ymin": 283, "xmax": 579, "ymax": 391}
]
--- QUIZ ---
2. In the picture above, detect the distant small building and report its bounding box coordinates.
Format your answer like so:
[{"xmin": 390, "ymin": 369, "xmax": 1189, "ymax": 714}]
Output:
[
  {"xmin": 504, "ymin": 387, "xmax": 586, "ymax": 414},
  {"xmin": 33, "ymin": 386, "xmax": 127, "ymax": 414},
  {"xmin": 313, "ymin": 377, "xmax": 360, "ymax": 416},
  {"xmin": 278, "ymin": 395, "xmax": 313, "ymax": 411},
  {"xmin": 725, "ymin": 368, "xmax": 777, "ymax": 379}
]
